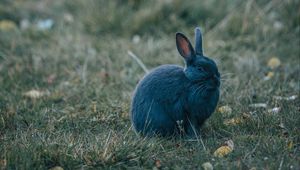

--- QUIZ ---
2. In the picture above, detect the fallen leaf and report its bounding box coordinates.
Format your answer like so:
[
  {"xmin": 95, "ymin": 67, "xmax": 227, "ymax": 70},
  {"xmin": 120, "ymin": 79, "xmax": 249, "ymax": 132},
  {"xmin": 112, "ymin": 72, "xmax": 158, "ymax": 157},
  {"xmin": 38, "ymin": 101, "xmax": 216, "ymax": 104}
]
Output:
[
  {"xmin": 23, "ymin": 90, "xmax": 49, "ymax": 99},
  {"xmin": 218, "ymin": 105, "xmax": 232, "ymax": 116},
  {"xmin": 0, "ymin": 159, "xmax": 7, "ymax": 169},
  {"xmin": 213, "ymin": 140, "xmax": 234, "ymax": 157},
  {"xmin": 263, "ymin": 71, "xmax": 274, "ymax": 81},
  {"xmin": 154, "ymin": 159, "xmax": 162, "ymax": 169},
  {"xmin": 47, "ymin": 74, "xmax": 56, "ymax": 84},
  {"xmin": 224, "ymin": 118, "xmax": 243, "ymax": 126},
  {"xmin": 91, "ymin": 101, "xmax": 97, "ymax": 113},
  {"xmin": 242, "ymin": 112, "xmax": 251, "ymax": 119},
  {"xmin": 49, "ymin": 166, "xmax": 64, "ymax": 170},
  {"xmin": 287, "ymin": 141, "xmax": 293, "ymax": 150},
  {"xmin": 0, "ymin": 20, "xmax": 17, "ymax": 31},
  {"xmin": 202, "ymin": 162, "xmax": 213, "ymax": 170},
  {"xmin": 155, "ymin": 159, "xmax": 161, "ymax": 167},
  {"xmin": 213, "ymin": 146, "xmax": 232, "ymax": 158},
  {"xmin": 267, "ymin": 57, "xmax": 281, "ymax": 69}
]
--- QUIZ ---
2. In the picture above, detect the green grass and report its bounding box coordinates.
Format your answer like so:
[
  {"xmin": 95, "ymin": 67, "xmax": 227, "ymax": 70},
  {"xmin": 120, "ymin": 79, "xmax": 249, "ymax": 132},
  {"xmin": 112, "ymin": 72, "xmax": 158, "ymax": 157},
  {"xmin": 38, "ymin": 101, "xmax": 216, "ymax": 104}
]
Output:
[{"xmin": 0, "ymin": 0, "xmax": 299, "ymax": 169}]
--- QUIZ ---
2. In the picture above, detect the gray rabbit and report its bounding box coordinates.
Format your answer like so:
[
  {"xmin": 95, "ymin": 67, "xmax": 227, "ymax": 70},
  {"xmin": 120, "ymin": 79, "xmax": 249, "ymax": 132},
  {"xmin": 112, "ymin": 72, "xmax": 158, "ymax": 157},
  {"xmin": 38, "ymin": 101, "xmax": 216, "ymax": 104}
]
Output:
[{"xmin": 131, "ymin": 27, "xmax": 220, "ymax": 137}]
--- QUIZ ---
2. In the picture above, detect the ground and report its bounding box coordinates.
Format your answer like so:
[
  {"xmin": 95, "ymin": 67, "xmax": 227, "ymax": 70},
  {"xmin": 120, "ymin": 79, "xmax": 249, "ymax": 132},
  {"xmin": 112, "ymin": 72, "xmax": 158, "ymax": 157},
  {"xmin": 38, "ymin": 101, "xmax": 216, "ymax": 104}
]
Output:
[{"xmin": 0, "ymin": 0, "xmax": 299, "ymax": 169}]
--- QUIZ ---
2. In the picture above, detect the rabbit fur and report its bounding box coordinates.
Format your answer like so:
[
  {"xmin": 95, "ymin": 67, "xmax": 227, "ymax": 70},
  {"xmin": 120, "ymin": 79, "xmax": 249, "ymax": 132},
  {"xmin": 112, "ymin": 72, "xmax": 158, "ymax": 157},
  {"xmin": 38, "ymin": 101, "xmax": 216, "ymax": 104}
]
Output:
[{"xmin": 131, "ymin": 27, "xmax": 220, "ymax": 137}]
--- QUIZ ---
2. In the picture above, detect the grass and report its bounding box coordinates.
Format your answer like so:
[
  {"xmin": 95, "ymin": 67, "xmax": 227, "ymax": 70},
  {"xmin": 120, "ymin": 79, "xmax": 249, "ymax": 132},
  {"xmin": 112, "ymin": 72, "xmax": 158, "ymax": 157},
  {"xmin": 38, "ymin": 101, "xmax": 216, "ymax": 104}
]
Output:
[{"xmin": 0, "ymin": 0, "xmax": 299, "ymax": 169}]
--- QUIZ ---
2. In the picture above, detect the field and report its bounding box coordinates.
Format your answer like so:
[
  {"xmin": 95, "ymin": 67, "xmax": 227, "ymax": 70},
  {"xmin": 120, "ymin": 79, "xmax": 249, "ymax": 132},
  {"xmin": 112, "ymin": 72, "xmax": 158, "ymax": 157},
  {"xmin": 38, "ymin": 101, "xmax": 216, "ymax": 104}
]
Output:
[{"xmin": 0, "ymin": 0, "xmax": 299, "ymax": 169}]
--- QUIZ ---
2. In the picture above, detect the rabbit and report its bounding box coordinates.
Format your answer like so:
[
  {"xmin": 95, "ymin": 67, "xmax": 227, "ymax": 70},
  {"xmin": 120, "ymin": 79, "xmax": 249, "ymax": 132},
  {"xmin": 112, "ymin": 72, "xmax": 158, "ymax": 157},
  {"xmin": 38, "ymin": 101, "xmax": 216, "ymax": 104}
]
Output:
[{"xmin": 130, "ymin": 27, "xmax": 220, "ymax": 137}]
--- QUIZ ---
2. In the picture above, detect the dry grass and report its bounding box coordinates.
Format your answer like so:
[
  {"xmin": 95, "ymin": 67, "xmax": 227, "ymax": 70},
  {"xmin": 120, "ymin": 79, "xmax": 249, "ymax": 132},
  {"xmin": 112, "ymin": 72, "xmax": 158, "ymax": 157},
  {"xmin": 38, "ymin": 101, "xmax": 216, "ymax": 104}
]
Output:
[{"xmin": 0, "ymin": 0, "xmax": 299, "ymax": 169}]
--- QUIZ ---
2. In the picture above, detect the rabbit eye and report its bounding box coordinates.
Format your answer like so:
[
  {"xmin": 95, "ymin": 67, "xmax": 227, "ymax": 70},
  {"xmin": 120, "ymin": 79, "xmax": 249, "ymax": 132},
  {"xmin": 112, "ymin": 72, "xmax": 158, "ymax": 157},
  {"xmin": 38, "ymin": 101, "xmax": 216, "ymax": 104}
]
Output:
[{"xmin": 197, "ymin": 67, "xmax": 204, "ymax": 72}]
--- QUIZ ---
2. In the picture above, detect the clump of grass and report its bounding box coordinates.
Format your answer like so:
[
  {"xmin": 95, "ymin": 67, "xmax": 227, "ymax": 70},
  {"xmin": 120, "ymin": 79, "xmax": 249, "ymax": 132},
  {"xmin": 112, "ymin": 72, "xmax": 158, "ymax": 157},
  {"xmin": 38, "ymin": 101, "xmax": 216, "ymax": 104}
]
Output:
[{"xmin": 0, "ymin": 0, "xmax": 299, "ymax": 169}]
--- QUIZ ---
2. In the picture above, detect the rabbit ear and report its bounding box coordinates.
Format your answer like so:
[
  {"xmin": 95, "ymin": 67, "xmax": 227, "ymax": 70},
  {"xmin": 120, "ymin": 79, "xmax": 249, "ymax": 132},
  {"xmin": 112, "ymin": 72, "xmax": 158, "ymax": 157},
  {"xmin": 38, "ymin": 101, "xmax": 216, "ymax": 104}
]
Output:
[
  {"xmin": 176, "ymin": 32, "xmax": 195, "ymax": 61},
  {"xmin": 194, "ymin": 27, "xmax": 203, "ymax": 56}
]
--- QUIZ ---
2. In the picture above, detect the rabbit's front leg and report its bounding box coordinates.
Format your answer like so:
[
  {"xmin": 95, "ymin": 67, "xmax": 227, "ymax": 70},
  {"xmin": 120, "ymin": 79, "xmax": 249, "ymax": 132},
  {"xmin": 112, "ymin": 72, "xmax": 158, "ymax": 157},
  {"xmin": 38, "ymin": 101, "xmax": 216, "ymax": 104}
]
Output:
[{"xmin": 184, "ymin": 114, "xmax": 201, "ymax": 138}]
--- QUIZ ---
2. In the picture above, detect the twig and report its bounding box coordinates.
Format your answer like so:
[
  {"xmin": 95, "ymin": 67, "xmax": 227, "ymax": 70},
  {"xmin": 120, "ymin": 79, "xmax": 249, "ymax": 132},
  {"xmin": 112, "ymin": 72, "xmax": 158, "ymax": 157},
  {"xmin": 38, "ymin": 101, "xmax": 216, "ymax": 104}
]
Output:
[
  {"xmin": 128, "ymin": 50, "xmax": 149, "ymax": 73},
  {"xmin": 123, "ymin": 125, "xmax": 133, "ymax": 139},
  {"xmin": 160, "ymin": 144, "xmax": 166, "ymax": 152},
  {"xmin": 278, "ymin": 157, "xmax": 284, "ymax": 170},
  {"xmin": 242, "ymin": 0, "xmax": 254, "ymax": 33},
  {"xmin": 102, "ymin": 131, "xmax": 112, "ymax": 158},
  {"xmin": 198, "ymin": 135, "xmax": 207, "ymax": 151}
]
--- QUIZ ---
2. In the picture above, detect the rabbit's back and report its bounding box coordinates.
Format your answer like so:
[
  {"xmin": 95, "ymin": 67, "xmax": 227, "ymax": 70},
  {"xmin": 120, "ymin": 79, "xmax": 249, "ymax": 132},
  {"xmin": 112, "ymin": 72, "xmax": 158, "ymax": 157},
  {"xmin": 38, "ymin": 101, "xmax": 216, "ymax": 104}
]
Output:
[{"xmin": 135, "ymin": 65, "xmax": 188, "ymax": 101}]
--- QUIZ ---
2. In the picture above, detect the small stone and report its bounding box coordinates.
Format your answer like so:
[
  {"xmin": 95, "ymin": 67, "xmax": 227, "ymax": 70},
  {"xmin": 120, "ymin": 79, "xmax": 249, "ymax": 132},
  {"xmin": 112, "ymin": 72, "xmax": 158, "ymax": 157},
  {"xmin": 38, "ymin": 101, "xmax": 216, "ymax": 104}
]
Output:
[
  {"xmin": 267, "ymin": 107, "xmax": 280, "ymax": 114},
  {"xmin": 36, "ymin": 19, "xmax": 54, "ymax": 30},
  {"xmin": 202, "ymin": 162, "xmax": 213, "ymax": 170},
  {"xmin": 132, "ymin": 35, "xmax": 141, "ymax": 44}
]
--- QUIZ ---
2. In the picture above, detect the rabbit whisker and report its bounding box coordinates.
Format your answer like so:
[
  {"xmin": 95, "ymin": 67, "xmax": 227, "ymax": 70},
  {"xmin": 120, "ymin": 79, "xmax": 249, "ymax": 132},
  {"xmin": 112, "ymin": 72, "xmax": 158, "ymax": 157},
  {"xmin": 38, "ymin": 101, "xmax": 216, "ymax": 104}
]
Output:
[
  {"xmin": 221, "ymin": 72, "xmax": 234, "ymax": 76},
  {"xmin": 220, "ymin": 78, "xmax": 230, "ymax": 81},
  {"xmin": 192, "ymin": 86, "xmax": 200, "ymax": 97},
  {"xmin": 195, "ymin": 84, "xmax": 207, "ymax": 97},
  {"xmin": 192, "ymin": 85, "xmax": 203, "ymax": 97},
  {"xmin": 199, "ymin": 86, "xmax": 208, "ymax": 96}
]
